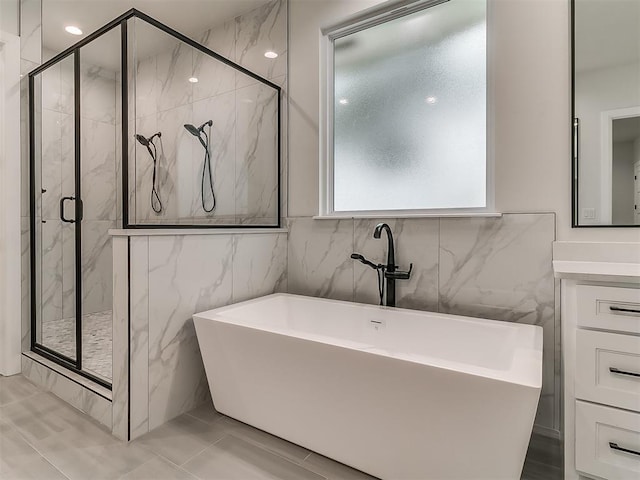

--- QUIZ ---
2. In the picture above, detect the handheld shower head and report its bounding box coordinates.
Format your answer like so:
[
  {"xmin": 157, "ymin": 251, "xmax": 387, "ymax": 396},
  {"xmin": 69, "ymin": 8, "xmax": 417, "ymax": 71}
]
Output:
[
  {"xmin": 183, "ymin": 124, "xmax": 201, "ymax": 137},
  {"xmin": 135, "ymin": 134, "xmax": 150, "ymax": 147}
]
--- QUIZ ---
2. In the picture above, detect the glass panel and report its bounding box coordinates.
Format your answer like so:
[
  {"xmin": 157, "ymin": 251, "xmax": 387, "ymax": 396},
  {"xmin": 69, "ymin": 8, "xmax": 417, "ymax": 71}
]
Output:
[
  {"xmin": 332, "ymin": 1, "xmax": 487, "ymax": 212},
  {"xmin": 78, "ymin": 28, "xmax": 119, "ymax": 382},
  {"xmin": 34, "ymin": 54, "xmax": 77, "ymax": 361},
  {"xmin": 130, "ymin": 17, "xmax": 279, "ymax": 226}
]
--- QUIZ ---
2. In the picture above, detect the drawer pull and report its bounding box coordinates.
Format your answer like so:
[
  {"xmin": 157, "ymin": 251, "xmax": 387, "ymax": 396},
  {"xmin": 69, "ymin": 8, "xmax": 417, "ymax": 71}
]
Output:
[
  {"xmin": 609, "ymin": 306, "xmax": 640, "ymax": 314},
  {"xmin": 609, "ymin": 442, "xmax": 640, "ymax": 457},
  {"xmin": 609, "ymin": 367, "xmax": 640, "ymax": 378}
]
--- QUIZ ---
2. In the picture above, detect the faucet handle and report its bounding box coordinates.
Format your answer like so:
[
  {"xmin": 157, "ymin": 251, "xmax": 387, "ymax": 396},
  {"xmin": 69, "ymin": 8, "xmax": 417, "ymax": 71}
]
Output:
[{"xmin": 385, "ymin": 263, "xmax": 413, "ymax": 280}]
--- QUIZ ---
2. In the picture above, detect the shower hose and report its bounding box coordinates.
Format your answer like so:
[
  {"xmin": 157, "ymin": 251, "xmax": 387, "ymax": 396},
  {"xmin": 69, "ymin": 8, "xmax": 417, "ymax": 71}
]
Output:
[{"xmin": 201, "ymin": 125, "xmax": 216, "ymax": 213}]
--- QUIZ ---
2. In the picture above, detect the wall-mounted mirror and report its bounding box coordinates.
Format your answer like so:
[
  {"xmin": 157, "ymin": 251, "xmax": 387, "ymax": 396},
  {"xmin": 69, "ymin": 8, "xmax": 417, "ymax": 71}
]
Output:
[{"xmin": 572, "ymin": 0, "xmax": 640, "ymax": 227}]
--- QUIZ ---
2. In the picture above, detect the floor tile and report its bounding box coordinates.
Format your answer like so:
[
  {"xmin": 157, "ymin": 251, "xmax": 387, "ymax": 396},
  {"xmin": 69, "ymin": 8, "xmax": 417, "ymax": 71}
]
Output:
[
  {"xmin": 134, "ymin": 414, "xmax": 229, "ymax": 466},
  {"xmin": 0, "ymin": 420, "xmax": 68, "ymax": 479},
  {"xmin": 303, "ymin": 453, "xmax": 378, "ymax": 480},
  {"xmin": 182, "ymin": 434, "xmax": 326, "ymax": 480},
  {"xmin": 119, "ymin": 456, "xmax": 196, "ymax": 480},
  {"xmin": 186, "ymin": 401, "xmax": 224, "ymax": 425},
  {"xmin": 0, "ymin": 374, "xmax": 42, "ymax": 407},
  {"xmin": 221, "ymin": 418, "xmax": 311, "ymax": 464}
]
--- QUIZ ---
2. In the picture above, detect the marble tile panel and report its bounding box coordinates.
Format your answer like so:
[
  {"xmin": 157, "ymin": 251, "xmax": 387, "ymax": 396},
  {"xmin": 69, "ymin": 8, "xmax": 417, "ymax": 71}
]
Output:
[
  {"xmin": 81, "ymin": 65, "xmax": 117, "ymax": 124},
  {"xmin": 61, "ymin": 223, "xmax": 74, "ymax": 319},
  {"xmin": 235, "ymin": 82, "xmax": 278, "ymax": 220},
  {"xmin": 40, "ymin": 220, "xmax": 63, "ymax": 325},
  {"xmin": 130, "ymin": 236, "xmax": 150, "ymax": 440},
  {"xmin": 353, "ymin": 218, "xmax": 439, "ymax": 311},
  {"xmin": 235, "ymin": 0, "xmax": 287, "ymax": 88},
  {"xmin": 232, "ymin": 233, "xmax": 287, "ymax": 303},
  {"xmin": 81, "ymin": 220, "xmax": 115, "ymax": 315},
  {"xmin": 40, "ymin": 108, "xmax": 62, "ymax": 220},
  {"xmin": 192, "ymin": 29, "xmax": 236, "ymax": 102},
  {"xmin": 81, "ymin": 118, "xmax": 117, "ymax": 221},
  {"xmin": 182, "ymin": 434, "xmax": 324, "ymax": 480},
  {"xmin": 60, "ymin": 112, "xmax": 74, "ymax": 200},
  {"xmin": 134, "ymin": 55, "xmax": 159, "ymax": 119},
  {"xmin": 439, "ymin": 214, "xmax": 555, "ymax": 323},
  {"xmin": 21, "ymin": 218, "xmax": 31, "ymax": 352},
  {"xmin": 112, "ymin": 235, "xmax": 129, "ymax": 440},
  {"xmin": 19, "ymin": 0, "xmax": 42, "ymax": 64},
  {"xmin": 147, "ymin": 235, "xmax": 233, "ymax": 430},
  {"xmin": 156, "ymin": 42, "xmax": 193, "ymax": 113},
  {"xmin": 287, "ymin": 217, "xmax": 354, "ymax": 302},
  {"xmin": 191, "ymin": 92, "xmax": 236, "ymax": 219},
  {"xmin": 20, "ymin": 59, "xmax": 38, "ymax": 218},
  {"xmin": 155, "ymin": 104, "xmax": 194, "ymax": 222}
]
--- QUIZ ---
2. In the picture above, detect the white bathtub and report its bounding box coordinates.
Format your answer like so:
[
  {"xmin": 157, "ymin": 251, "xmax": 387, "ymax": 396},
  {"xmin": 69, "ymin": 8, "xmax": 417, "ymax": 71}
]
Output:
[{"xmin": 194, "ymin": 294, "xmax": 542, "ymax": 480}]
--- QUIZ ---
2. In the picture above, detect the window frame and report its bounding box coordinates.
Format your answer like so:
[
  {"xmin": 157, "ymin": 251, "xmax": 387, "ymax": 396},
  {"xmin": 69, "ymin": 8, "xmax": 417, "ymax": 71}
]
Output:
[{"xmin": 318, "ymin": 0, "xmax": 495, "ymax": 218}]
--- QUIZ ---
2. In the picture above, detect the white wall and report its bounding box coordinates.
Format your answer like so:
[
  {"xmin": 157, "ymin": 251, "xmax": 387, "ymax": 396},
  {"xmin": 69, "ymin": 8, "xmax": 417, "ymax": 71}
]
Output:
[
  {"xmin": 0, "ymin": 0, "xmax": 19, "ymax": 36},
  {"xmin": 288, "ymin": 0, "xmax": 640, "ymax": 242}
]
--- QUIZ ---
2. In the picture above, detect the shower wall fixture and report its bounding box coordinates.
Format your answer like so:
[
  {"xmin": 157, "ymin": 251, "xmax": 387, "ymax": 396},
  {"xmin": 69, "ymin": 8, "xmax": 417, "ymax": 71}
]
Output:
[{"xmin": 28, "ymin": 9, "xmax": 282, "ymax": 386}]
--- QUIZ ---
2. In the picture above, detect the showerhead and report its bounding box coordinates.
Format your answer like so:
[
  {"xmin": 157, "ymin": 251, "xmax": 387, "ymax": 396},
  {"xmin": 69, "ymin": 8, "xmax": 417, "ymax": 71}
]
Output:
[
  {"xmin": 135, "ymin": 134, "xmax": 150, "ymax": 147},
  {"xmin": 183, "ymin": 124, "xmax": 201, "ymax": 137},
  {"xmin": 135, "ymin": 132, "xmax": 161, "ymax": 147}
]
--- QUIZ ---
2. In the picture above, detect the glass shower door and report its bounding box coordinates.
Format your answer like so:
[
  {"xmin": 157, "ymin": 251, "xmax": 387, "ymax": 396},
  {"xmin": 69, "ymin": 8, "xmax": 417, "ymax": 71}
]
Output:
[{"xmin": 33, "ymin": 53, "xmax": 78, "ymax": 364}]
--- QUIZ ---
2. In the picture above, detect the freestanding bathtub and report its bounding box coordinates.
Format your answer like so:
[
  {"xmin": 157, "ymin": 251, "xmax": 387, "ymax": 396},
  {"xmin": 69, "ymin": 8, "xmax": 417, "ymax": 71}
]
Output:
[{"xmin": 193, "ymin": 294, "xmax": 542, "ymax": 480}]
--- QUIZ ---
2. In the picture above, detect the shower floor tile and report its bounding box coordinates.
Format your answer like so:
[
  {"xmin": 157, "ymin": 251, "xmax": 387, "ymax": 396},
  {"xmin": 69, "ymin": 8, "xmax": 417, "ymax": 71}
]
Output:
[{"xmin": 40, "ymin": 310, "xmax": 112, "ymax": 381}]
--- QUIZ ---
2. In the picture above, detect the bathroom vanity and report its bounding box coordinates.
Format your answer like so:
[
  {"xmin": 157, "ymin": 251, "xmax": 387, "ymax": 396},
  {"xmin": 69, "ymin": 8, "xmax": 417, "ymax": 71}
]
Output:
[{"xmin": 554, "ymin": 242, "xmax": 640, "ymax": 480}]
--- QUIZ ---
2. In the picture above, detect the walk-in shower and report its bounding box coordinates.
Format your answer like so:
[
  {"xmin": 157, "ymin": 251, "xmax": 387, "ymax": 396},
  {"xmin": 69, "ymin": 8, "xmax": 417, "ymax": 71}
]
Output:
[{"xmin": 28, "ymin": 9, "xmax": 281, "ymax": 387}]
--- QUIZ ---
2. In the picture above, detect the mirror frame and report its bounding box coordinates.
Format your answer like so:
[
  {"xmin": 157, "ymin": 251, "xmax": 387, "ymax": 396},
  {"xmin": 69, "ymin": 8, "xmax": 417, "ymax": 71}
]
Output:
[{"xmin": 570, "ymin": 0, "xmax": 639, "ymax": 228}]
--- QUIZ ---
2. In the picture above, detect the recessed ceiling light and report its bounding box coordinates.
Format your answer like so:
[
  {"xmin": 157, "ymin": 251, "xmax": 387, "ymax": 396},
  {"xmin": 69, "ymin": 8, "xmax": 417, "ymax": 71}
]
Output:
[
  {"xmin": 188, "ymin": 77, "xmax": 199, "ymax": 83},
  {"xmin": 425, "ymin": 96, "xmax": 437, "ymax": 104},
  {"xmin": 65, "ymin": 25, "xmax": 83, "ymax": 36},
  {"xmin": 264, "ymin": 51, "xmax": 278, "ymax": 59},
  {"xmin": 339, "ymin": 98, "xmax": 349, "ymax": 105}
]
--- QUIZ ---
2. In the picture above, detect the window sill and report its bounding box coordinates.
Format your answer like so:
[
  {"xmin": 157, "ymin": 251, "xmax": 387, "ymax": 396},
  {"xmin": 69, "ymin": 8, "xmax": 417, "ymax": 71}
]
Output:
[{"xmin": 313, "ymin": 212, "xmax": 503, "ymax": 220}]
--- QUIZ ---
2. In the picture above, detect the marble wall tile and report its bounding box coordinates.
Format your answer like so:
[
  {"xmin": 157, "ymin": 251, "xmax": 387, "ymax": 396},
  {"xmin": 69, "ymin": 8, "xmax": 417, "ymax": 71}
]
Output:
[
  {"xmin": 129, "ymin": 237, "xmax": 149, "ymax": 440},
  {"xmin": 81, "ymin": 221, "xmax": 115, "ymax": 315},
  {"xmin": 235, "ymin": 82, "xmax": 278, "ymax": 220},
  {"xmin": 232, "ymin": 233, "xmax": 287, "ymax": 303},
  {"xmin": 21, "ymin": 218, "xmax": 31, "ymax": 352},
  {"xmin": 156, "ymin": 104, "xmax": 193, "ymax": 221},
  {"xmin": 111, "ymin": 236, "xmax": 129, "ymax": 440},
  {"xmin": 81, "ymin": 66, "xmax": 117, "ymax": 124},
  {"xmin": 287, "ymin": 218, "xmax": 354, "ymax": 301},
  {"xmin": 81, "ymin": 118, "xmax": 116, "ymax": 221},
  {"xmin": 20, "ymin": 59, "xmax": 38, "ymax": 218},
  {"xmin": 353, "ymin": 218, "xmax": 439, "ymax": 310},
  {"xmin": 147, "ymin": 235, "xmax": 233, "ymax": 430},
  {"xmin": 134, "ymin": 55, "xmax": 159, "ymax": 119},
  {"xmin": 439, "ymin": 213, "xmax": 555, "ymax": 429},
  {"xmin": 40, "ymin": 109, "xmax": 61, "ymax": 220},
  {"xmin": 19, "ymin": 0, "xmax": 41, "ymax": 63},
  {"xmin": 156, "ymin": 43, "xmax": 193, "ymax": 113},
  {"xmin": 235, "ymin": 0, "xmax": 287, "ymax": 88},
  {"xmin": 191, "ymin": 91, "xmax": 236, "ymax": 218},
  {"xmin": 192, "ymin": 44, "xmax": 236, "ymax": 102},
  {"xmin": 40, "ymin": 221, "xmax": 63, "ymax": 324},
  {"xmin": 61, "ymin": 223, "xmax": 74, "ymax": 319}
]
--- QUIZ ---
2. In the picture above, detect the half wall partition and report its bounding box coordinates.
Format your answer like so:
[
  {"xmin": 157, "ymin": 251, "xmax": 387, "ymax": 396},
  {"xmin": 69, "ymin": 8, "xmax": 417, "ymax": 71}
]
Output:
[{"xmin": 28, "ymin": 9, "xmax": 281, "ymax": 387}]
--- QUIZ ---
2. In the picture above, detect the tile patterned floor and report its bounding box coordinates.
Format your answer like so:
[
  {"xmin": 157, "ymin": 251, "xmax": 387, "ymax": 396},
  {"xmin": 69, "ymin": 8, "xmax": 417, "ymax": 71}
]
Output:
[
  {"xmin": 0, "ymin": 375, "xmax": 562, "ymax": 480},
  {"xmin": 40, "ymin": 310, "xmax": 112, "ymax": 381}
]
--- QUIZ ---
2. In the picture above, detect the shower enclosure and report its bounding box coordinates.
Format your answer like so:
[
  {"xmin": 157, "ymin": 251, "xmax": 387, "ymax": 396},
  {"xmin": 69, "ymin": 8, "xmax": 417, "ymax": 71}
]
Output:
[{"xmin": 28, "ymin": 9, "xmax": 281, "ymax": 388}]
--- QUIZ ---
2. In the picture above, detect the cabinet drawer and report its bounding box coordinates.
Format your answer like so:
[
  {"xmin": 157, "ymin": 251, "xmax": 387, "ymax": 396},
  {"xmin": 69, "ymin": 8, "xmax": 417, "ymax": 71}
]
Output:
[
  {"xmin": 576, "ymin": 401, "xmax": 640, "ymax": 479},
  {"xmin": 577, "ymin": 285, "xmax": 640, "ymax": 334},
  {"xmin": 576, "ymin": 329, "xmax": 640, "ymax": 411}
]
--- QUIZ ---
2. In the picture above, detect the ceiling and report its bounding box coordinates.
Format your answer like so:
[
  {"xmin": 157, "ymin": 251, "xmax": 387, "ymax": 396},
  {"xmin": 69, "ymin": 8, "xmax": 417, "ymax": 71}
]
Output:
[
  {"xmin": 574, "ymin": 0, "xmax": 640, "ymax": 73},
  {"xmin": 42, "ymin": 0, "xmax": 267, "ymax": 60}
]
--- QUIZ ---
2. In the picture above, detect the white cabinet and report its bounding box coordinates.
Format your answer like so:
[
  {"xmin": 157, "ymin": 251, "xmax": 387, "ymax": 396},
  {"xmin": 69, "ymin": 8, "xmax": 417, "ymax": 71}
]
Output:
[{"xmin": 558, "ymin": 266, "xmax": 640, "ymax": 480}]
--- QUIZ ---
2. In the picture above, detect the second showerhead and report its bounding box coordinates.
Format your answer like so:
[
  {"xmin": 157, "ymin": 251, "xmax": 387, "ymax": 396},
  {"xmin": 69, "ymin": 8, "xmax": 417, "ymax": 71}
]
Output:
[
  {"xmin": 135, "ymin": 132, "xmax": 161, "ymax": 146},
  {"xmin": 183, "ymin": 120, "xmax": 213, "ymax": 137}
]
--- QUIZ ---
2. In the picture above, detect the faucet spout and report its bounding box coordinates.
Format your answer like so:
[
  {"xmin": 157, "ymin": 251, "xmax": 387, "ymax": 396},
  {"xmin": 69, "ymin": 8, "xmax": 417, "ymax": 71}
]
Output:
[{"xmin": 373, "ymin": 223, "xmax": 396, "ymax": 306}]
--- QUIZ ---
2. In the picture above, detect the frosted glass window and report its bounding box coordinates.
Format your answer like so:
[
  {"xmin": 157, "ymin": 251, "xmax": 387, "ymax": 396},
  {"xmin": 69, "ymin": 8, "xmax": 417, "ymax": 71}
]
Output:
[{"xmin": 331, "ymin": 0, "xmax": 487, "ymax": 212}]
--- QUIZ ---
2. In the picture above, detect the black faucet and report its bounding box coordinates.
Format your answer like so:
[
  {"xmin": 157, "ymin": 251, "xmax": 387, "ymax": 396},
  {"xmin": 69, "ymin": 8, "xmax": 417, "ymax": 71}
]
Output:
[{"xmin": 351, "ymin": 223, "xmax": 412, "ymax": 307}]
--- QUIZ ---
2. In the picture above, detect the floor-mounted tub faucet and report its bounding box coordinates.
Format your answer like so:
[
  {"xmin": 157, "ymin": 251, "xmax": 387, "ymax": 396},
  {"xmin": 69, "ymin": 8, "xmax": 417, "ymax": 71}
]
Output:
[{"xmin": 351, "ymin": 223, "xmax": 412, "ymax": 307}]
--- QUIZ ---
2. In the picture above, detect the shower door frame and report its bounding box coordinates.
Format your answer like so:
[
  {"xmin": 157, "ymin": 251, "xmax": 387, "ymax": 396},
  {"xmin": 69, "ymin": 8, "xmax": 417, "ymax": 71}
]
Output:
[{"xmin": 29, "ymin": 9, "xmax": 282, "ymax": 389}]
